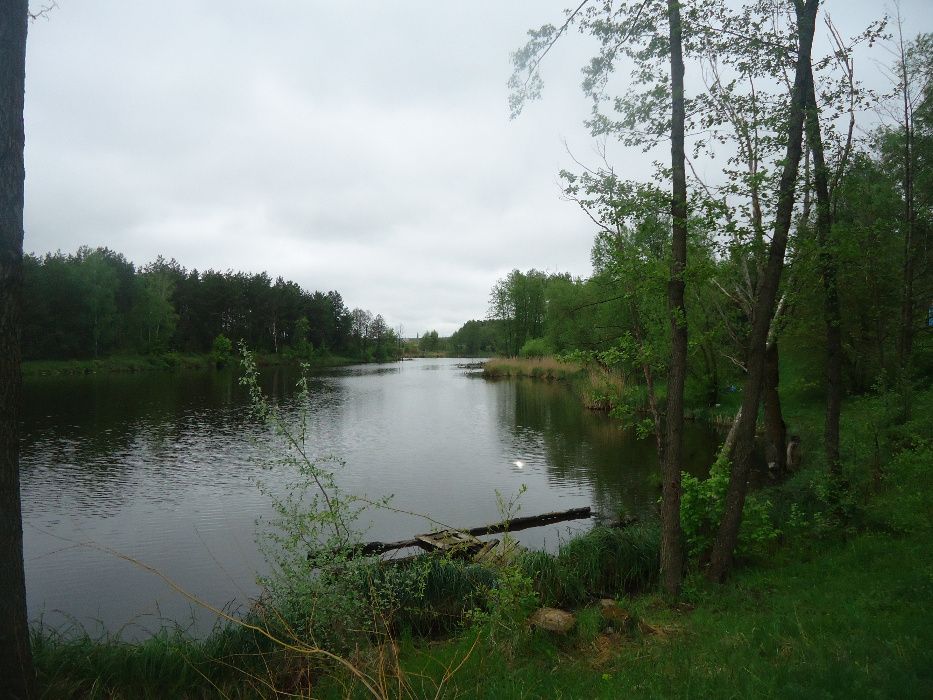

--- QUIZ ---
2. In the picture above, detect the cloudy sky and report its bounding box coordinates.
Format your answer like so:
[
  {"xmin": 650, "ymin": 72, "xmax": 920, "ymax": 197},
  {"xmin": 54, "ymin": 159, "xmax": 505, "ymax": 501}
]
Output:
[{"xmin": 23, "ymin": 1, "xmax": 932, "ymax": 336}]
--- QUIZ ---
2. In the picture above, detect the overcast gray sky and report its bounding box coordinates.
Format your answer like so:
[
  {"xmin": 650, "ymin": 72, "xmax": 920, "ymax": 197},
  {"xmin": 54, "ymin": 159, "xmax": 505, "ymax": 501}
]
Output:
[{"xmin": 23, "ymin": 1, "xmax": 932, "ymax": 336}]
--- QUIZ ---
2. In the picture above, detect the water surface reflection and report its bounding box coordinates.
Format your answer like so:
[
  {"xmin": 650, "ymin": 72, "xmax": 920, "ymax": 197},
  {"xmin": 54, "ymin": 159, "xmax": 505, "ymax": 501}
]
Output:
[{"xmin": 21, "ymin": 359, "xmax": 718, "ymax": 637}]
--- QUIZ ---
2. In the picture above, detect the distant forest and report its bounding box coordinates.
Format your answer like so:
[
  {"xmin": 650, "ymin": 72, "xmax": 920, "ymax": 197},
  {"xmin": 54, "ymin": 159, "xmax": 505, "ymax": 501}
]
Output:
[{"xmin": 23, "ymin": 248, "xmax": 400, "ymax": 362}]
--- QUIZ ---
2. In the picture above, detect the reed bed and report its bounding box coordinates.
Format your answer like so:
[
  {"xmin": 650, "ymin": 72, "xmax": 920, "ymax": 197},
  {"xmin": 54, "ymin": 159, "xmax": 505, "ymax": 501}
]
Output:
[{"xmin": 482, "ymin": 356, "xmax": 585, "ymax": 381}]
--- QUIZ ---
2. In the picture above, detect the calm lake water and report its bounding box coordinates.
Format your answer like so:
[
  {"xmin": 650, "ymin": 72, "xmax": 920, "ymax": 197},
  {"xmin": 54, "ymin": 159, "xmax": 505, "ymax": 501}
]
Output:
[{"xmin": 21, "ymin": 358, "xmax": 719, "ymax": 638}]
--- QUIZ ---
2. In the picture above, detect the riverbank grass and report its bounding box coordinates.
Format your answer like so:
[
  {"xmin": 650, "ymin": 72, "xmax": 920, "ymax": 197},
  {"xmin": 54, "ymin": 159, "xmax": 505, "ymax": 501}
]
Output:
[
  {"xmin": 33, "ymin": 501, "xmax": 931, "ymax": 698},
  {"xmin": 482, "ymin": 356, "xmax": 585, "ymax": 381},
  {"xmin": 320, "ymin": 383, "xmax": 933, "ymax": 697},
  {"xmin": 22, "ymin": 353, "xmax": 211, "ymax": 376},
  {"xmin": 374, "ymin": 517, "xmax": 931, "ymax": 699},
  {"xmin": 483, "ymin": 356, "xmax": 630, "ymax": 411}
]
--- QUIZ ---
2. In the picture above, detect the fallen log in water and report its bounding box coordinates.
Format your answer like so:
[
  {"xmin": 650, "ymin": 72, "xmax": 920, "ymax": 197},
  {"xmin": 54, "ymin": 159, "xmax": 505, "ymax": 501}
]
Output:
[{"xmin": 359, "ymin": 506, "xmax": 593, "ymax": 556}]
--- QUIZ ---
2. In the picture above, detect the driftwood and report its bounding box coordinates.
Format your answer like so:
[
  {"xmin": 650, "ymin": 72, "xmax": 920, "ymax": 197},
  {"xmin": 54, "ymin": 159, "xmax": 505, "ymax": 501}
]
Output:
[
  {"xmin": 415, "ymin": 529, "xmax": 487, "ymax": 556},
  {"xmin": 359, "ymin": 506, "xmax": 593, "ymax": 556},
  {"xmin": 378, "ymin": 512, "xmax": 639, "ymax": 566}
]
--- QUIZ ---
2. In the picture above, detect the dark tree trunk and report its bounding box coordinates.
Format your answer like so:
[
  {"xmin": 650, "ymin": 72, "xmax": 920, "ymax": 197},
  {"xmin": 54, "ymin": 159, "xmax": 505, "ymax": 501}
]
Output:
[
  {"xmin": 694, "ymin": 292, "xmax": 720, "ymax": 406},
  {"xmin": 0, "ymin": 3, "xmax": 34, "ymax": 698},
  {"xmin": 707, "ymin": 0, "xmax": 819, "ymax": 583},
  {"xmin": 763, "ymin": 341, "xmax": 786, "ymax": 475},
  {"xmin": 661, "ymin": 0, "xmax": 687, "ymax": 597},
  {"xmin": 804, "ymin": 64, "xmax": 843, "ymax": 474},
  {"xmin": 703, "ymin": 342, "xmax": 718, "ymax": 406},
  {"xmin": 896, "ymin": 31, "xmax": 916, "ymax": 376}
]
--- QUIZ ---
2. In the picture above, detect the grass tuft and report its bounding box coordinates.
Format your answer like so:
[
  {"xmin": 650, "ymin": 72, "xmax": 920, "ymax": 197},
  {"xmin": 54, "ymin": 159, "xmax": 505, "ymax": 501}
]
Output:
[{"xmin": 521, "ymin": 524, "xmax": 660, "ymax": 608}]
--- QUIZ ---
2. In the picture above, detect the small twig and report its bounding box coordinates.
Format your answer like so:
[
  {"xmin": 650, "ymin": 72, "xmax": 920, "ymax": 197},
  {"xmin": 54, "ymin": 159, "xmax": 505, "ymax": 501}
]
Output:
[{"xmin": 29, "ymin": 1, "xmax": 57, "ymax": 20}]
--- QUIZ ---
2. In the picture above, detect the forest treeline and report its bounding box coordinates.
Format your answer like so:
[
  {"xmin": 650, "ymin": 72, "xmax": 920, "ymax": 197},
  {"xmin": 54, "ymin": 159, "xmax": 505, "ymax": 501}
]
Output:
[
  {"xmin": 23, "ymin": 250, "xmax": 401, "ymax": 362},
  {"xmin": 454, "ymin": 44, "xmax": 932, "ymax": 403},
  {"xmin": 494, "ymin": 6, "xmax": 932, "ymax": 592}
]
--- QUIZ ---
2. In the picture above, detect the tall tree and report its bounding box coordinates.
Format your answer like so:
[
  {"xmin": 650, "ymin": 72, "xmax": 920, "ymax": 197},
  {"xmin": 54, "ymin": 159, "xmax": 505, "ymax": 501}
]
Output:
[
  {"xmin": 895, "ymin": 13, "xmax": 918, "ymax": 373},
  {"xmin": 661, "ymin": 0, "xmax": 687, "ymax": 596},
  {"xmin": 804, "ymin": 57, "xmax": 843, "ymax": 474},
  {"xmin": 883, "ymin": 26, "xmax": 933, "ymax": 392},
  {"xmin": 0, "ymin": 2, "xmax": 35, "ymax": 697},
  {"xmin": 511, "ymin": 0, "xmax": 698, "ymax": 593},
  {"xmin": 487, "ymin": 269, "xmax": 549, "ymax": 355},
  {"xmin": 762, "ymin": 341, "xmax": 787, "ymax": 473},
  {"xmin": 708, "ymin": 0, "xmax": 820, "ymax": 582}
]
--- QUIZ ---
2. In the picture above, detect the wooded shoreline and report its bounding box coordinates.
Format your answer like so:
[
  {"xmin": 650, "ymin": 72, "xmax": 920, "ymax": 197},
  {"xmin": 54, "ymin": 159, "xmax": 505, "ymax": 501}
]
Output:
[{"xmin": 21, "ymin": 352, "xmax": 369, "ymax": 377}]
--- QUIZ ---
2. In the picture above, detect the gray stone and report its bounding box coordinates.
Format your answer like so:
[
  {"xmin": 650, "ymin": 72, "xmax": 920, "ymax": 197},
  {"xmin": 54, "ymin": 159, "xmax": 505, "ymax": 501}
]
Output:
[{"xmin": 529, "ymin": 607, "xmax": 576, "ymax": 634}]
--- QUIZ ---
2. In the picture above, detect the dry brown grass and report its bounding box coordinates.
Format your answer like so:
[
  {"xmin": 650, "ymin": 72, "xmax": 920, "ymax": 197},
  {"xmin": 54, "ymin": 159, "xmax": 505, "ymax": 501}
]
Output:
[
  {"xmin": 482, "ymin": 357, "xmax": 584, "ymax": 380},
  {"xmin": 579, "ymin": 365, "xmax": 626, "ymax": 410},
  {"xmin": 482, "ymin": 357, "xmax": 627, "ymax": 411}
]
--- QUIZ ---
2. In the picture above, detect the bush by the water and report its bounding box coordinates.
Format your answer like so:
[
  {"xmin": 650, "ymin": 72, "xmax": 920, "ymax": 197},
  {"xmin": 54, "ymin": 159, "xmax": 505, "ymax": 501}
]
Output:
[
  {"xmin": 520, "ymin": 523, "xmax": 660, "ymax": 607},
  {"xmin": 518, "ymin": 337, "xmax": 551, "ymax": 358},
  {"xmin": 680, "ymin": 458, "xmax": 779, "ymax": 560}
]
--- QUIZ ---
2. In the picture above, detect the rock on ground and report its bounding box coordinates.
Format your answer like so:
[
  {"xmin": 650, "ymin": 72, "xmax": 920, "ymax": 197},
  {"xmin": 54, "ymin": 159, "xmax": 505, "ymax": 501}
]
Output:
[{"xmin": 529, "ymin": 607, "xmax": 576, "ymax": 634}]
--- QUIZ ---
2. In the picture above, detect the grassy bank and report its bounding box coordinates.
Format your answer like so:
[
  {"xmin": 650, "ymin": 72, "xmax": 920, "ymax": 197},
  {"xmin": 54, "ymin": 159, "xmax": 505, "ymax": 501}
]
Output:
[
  {"xmin": 482, "ymin": 356, "xmax": 585, "ymax": 381},
  {"xmin": 28, "ymin": 523, "xmax": 660, "ymax": 698},
  {"xmin": 322, "ymin": 384, "xmax": 933, "ymax": 698},
  {"xmin": 375, "ymin": 512, "xmax": 931, "ymax": 699},
  {"xmin": 483, "ymin": 356, "xmax": 632, "ymax": 411},
  {"xmin": 29, "ymin": 378, "xmax": 932, "ymax": 697},
  {"xmin": 33, "ymin": 495, "xmax": 931, "ymax": 698},
  {"xmin": 22, "ymin": 352, "xmax": 369, "ymax": 377}
]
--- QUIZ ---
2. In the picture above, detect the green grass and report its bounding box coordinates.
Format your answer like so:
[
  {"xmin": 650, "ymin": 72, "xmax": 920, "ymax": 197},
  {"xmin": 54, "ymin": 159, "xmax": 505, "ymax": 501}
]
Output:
[
  {"xmin": 22, "ymin": 353, "xmax": 212, "ymax": 376},
  {"xmin": 520, "ymin": 524, "xmax": 660, "ymax": 607},
  {"xmin": 376, "ymin": 519, "xmax": 931, "ymax": 699},
  {"xmin": 483, "ymin": 356, "xmax": 634, "ymax": 414},
  {"xmin": 32, "ymin": 623, "xmax": 274, "ymax": 699}
]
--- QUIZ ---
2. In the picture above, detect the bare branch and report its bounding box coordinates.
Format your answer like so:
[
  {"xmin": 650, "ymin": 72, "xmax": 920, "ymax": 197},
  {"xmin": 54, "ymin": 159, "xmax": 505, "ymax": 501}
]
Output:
[
  {"xmin": 29, "ymin": 1, "xmax": 57, "ymax": 21},
  {"xmin": 825, "ymin": 14, "xmax": 857, "ymax": 202}
]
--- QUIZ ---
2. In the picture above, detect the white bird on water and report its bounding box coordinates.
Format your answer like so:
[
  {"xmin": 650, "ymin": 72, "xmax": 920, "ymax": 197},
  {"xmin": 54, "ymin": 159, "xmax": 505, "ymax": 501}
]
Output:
[{"xmin": 513, "ymin": 460, "xmax": 525, "ymax": 469}]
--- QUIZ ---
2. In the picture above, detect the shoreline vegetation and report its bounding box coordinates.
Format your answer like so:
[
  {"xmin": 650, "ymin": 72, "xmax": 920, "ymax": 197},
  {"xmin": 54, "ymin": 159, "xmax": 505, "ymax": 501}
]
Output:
[
  {"xmin": 485, "ymin": 356, "xmax": 664, "ymax": 417},
  {"xmin": 483, "ymin": 354, "xmax": 746, "ymax": 423},
  {"xmin": 29, "ymin": 370, "xmax": 933, "ymax": 697},
  {"xmin": 483, "ymin": 356, "xmax": 624, "ymax": 412},
  {"xmin": 22, "ymin": 351, "xmax": 369, "ymax": 378}
]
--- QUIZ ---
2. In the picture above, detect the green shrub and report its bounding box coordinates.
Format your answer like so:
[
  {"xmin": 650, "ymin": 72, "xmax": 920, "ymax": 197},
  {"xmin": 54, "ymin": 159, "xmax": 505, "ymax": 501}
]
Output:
[
  {"xmin": 239, "ymin": 346, "xmax": 427, "ymax": 653},
  {"xmin": 680, "ymin": 458, "xmax": 779, "ymax": 561},
  {"xmin": 520, "ymin": 524, "xmax": 660, "ymax": 607},
  {"xmin": 211, "ymin": 334, "xmax": 233, "ymax": 368},
  {"xmin": 555, "ymin": 349, "xmax": 595, "ymax": 364},
  {"xmin": 866, "ymin": 443, "xmax": 933, "ymax": 534},
  {"xmin": 402, "ymin": 558, "xmax": 497, "ymax": 632},
  {"xmin": 519, "ymin": 337, "xmax": 551, "ymax": 358},
  {"xmin": 467, "ymin": 553, "xmax": 539, "ymax": 651}
]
